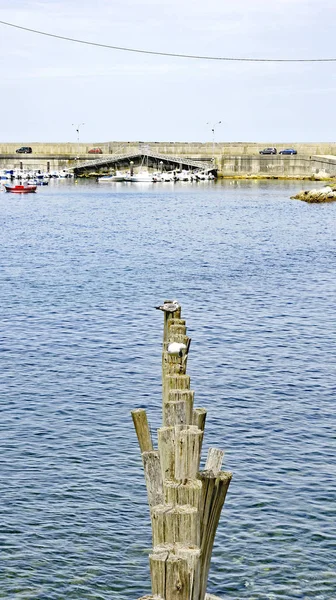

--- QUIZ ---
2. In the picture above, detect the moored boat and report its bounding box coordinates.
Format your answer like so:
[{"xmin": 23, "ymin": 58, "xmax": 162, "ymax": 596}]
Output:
[
  {"xmin": 162, "ymin": 172, "xmax": 175, "ymax": 182},
  {"xmin": 5, "ymin": 183, "xmax": 37, "ymax": 193},
  {"xmin": 152, "ymin": 172, "xmax": 164, "ymax": 182},
  {"xmin": 33, "ymin": 179, "xmax": 49, "ymax": 186},
  {"xmin": 124, "ymin": 171, "xmax": 153, "ymax": 182},
  {"xmin": 173, "ymin": 170, "xmax": 192, "ymax": 182},
  {"xmin": 98, "ymin": 172, "xmax": 125, "ymax": 182}
]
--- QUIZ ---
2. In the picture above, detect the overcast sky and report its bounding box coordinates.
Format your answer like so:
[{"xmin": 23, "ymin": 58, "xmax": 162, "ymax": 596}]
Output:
[{"xmin": 0, "ymin": 0, "xmax": 336, "ymax": 143}]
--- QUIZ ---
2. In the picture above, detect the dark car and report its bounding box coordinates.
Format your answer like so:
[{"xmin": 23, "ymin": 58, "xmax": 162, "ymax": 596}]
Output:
[
  {"xmin": 88, "ymin": 147, "xmax": 103, "ymax": 154},
  {"xmin": 279, "ymin": 148, "xmax": 297, "ymax": 155},
  {"xmin": 16, "ymin": 146, "xmax": 32, "ymax": 154},
  {"xmin": 259, "ymin": 147, "xmax": 277, "ymax": 155}
]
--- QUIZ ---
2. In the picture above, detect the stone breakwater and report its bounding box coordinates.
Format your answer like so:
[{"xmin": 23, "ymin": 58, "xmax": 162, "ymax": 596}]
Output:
[{"xmin": 292, "ymin": 184, "xmax": 336, "ymax": 203}]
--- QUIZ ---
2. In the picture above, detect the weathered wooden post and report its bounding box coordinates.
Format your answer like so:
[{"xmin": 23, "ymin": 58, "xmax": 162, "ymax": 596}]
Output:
[{"xmin": 132, "ymin": 301, "xmax": 232, "ymax": 600}]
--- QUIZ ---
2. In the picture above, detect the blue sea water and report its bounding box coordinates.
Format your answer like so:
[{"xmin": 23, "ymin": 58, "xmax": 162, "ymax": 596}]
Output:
[{"xmin": 0, "ymin": 179, "xmax": 335, "ymax": 600}]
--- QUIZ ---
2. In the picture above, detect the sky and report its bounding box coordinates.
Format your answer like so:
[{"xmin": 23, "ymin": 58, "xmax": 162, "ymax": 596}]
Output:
[{"xmin": 0, "ymin": 0, "xmax": 336, "ymax": 143}]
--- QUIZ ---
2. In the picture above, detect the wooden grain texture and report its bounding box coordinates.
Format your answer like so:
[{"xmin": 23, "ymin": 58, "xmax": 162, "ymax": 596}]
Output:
[
  {"xmin": 164, "ymin": 375, "xmax": 191, "ymax": 408},
  {"xmin": 165, "ymin": 375, "xmax": 191, "ymax": 391},
  {"xmin": 158, "ymin": 426, "xmax": 179, "ymax": 481},
  {"xmin": 192, "ymin": 407, "xmax": 207, "ymax": 432},
  {"xmin": 176, "ymin": 545, "xmax": 201, "ymax": 600},
  {"xmin": 162, "ymin": 376, "xmax": 190, "ymax": 415},
  {"xmin": 150, "ymin": 549, "xmax": 169, "ymax": 597},
  {"xmin": 165, "ymin": 554, "xmax": 190, "ymax": 600},
  {"xmin": 151, "ymin": 504, "xmax": 173, "ymax": 546},
  {"xmin": 143, "ymin": 450, "xmax": 164, "ymax": 508},
  {"xmin": 174, "ymin": 426, "xmax": 203, "ymax": 482},
  {"xmin": 163, "ymin": 399, "xmax": 188, "ymax": 428},
  {"xmin": 163, "ymin": 353, "xmax": 186, "ymax": 377},
  {"xmin": 164, "ymin": 479, "xmax": 202, "ymax": 509},
  {"xmin": 162, "ymin": 361, "xmax": 189, "ymax": 406},
  {"xmin": 131, "ymin": 409, "xmax": 153, "ymax": 453},
  {"xmin": 149, "ymin": 544, "xmax": 202, "ymax": 600},
  {"xmin": 205, "ymin": 448, "xmax": 224, "ymax": 476},
  {"xmin": 198, "ymin": 470, "xmax": 217, "ymax": 544},
  {"xmin": 167, "ymin": 324, "xmax": 187, "ymax": 340},
  {"xmin": 163, "ymin": 390, "xmax": 194, "ymax": 426},
  {"xmin": 172, "ymin": 505, "xmax": 199, "ymax": 546},
  {"xmin": 168, "ymin": 319, "xmax": 186, "ymax": 327},
  {"xmin": 151, "ymin": 504, "xmax": 199, "ymax": 547},
  {"xmin": 163, "ymin": 306, "xmax": 181, "ymax": 344},
  {"xmin": 199, "ymin": 471, "xmax": 232, "ymax": 600}
]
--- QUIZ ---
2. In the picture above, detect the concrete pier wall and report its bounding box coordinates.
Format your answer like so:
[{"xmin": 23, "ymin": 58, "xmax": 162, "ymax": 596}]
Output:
[
  {"xmin": 0, "ymin": 156, "xmax": 72, "ymax": 171},
  {"xmin": 220, "ymin": 155, "xmax": 336, "ymax": 177},
  {"xmin": 1, "ymin": 141, "xmax": 336, "ymax": 158},
  {"xmin": 1, "ymin": 142, "xmax": 336, "ymax": 177}
]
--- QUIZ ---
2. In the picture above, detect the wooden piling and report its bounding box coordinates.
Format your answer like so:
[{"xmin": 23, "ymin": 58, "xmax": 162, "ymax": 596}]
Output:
[
  {"xmin": 205, "ymin": 448, "xmax": 224, "ymax": 476},
  {"xmin": 132, "ymin": 301, "xmax": 232, "ymax": 600},
  {"xmin": 143, "ymin": 451, "xmax": 164, "ymax": 508},
  {"xmin": 132, "ymin": 409, "xmax": 154, "ymax": 453},
  {"xmin": 164, "ymin": 390, "xmax": 194, "ymax": 427},
  {"xmin": 192, "ymin": 408, "xmax": 207, "ymax": 432}
]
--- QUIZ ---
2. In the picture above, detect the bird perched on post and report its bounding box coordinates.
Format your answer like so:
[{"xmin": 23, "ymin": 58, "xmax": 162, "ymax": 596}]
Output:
[
  {"xmin": 167, "ymin": 342, "xmax": 187, "ymax": 357},
  {"xmin": 155, "ymin": 300, "xmax": 180, "ymax": 313}
]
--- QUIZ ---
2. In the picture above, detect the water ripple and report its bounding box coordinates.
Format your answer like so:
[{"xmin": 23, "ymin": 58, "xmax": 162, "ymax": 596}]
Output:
[{"xmin": 0, "ymin": 180, "xmax": 335, "ymax": 598}]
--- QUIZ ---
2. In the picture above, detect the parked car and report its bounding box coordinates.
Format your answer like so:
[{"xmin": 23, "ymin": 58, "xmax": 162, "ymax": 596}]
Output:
[
  {"xmin": 88, "ymin": 147, "xmax": 103, "ymax": 154},
  {"xmin": 259, "ymin": 147, "xmax": 277, "ymax": 155},
  {"xmin": 279, "ymin": 148, "xmax": 297, "ymax": 155},
  {"xmin": 16, "ymin": 146, "xmax": 32, "ymax": 154}
]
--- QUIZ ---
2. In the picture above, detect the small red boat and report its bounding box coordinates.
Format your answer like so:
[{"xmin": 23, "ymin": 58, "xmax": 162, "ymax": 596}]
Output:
[{"xmin": 5, "ymin": 183, "xmax": 37, "ymax": 193}]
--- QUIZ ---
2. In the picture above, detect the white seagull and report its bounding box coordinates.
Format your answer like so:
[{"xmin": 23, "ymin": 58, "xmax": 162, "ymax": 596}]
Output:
[
  {"xmin": 167, "ymin": 342, "xmax": 187, "ymax": 357},
  {"xmin": 155, "ymin": 300, "xmax": 180, "ymax": 313}
]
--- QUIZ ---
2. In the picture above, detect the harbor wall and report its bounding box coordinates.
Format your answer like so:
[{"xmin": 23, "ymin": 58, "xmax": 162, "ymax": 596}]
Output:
[
  {"xmin": 1, "ymin": 155, "xmax": 336, "ymax": 178},
  {"xmin": 1, "ymin": 142, "xmax": 336, "ymax": 178},
  {"xmin": 0, "ymin": 156, "xmax": 72, "ymax": 171},
  {"xmin": 1, "ymin": 141, "xmax": 336, "ymax": 158},
  {"xmin": 220, "ymin": 155, "xmax": 336, "ymax": 178}
]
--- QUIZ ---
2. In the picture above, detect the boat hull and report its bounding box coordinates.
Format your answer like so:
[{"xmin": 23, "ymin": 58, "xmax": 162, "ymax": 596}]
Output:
[
  {"xmin": 5, "ymin": 185, "xmax": 37, "ymax": 193},
  {"xmin": 125, "ymin": 176, "xmax": 153, "ymax": 182},
  {"xmin": 98, "ymin": 176, "xmax": 125, "ymax": 182}
]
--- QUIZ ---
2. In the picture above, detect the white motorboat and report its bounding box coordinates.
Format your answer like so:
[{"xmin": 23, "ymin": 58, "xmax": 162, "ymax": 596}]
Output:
[
  {"xmin": 48, "ymin": 170, "xmax": 73, "ymax": 178},
  {"xmin": 162, "ymin": 172, "xmax": 175, "ymax": 182},
  {"xmin": 124, "ymin": 171, "xmax": 153, "ymax": 182},
  {"xmin": 174, "ymin": 170, "xmax": 192, "ymax": 182},
  {"xmin": 98, "ymin": 172, "xmax": 125, "ymax": 182},
  {"xmin": 152, "ymin": 172, "xmax": 164, "ymax": 182},
  {"xmin": 59, "ymin": 169, "xmax": 73, "ymax": 178}
]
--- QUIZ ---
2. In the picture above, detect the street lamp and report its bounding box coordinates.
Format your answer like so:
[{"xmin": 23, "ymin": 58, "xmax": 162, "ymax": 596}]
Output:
[
  {"xmin": 72, "ymin": 122, "xmax": 85, "ymax": 158},
  {"xmin": 207, "ymin": 121, "xmax": 222, "ymax": 163}
]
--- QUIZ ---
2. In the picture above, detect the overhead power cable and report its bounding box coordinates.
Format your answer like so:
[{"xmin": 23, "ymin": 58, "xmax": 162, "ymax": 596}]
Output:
[{"xmin": 0, "ymin": 19, "xmax": 335, "ymax": 63}]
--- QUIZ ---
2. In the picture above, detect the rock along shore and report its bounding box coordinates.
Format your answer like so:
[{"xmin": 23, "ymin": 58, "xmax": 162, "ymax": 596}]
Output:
[{"xmin": 291, "ymin": 184, "xmax": 336, "ymax": 203}]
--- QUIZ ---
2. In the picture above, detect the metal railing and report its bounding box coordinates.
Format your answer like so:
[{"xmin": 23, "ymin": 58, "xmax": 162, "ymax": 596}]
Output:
[{"xmin": 73, "ymin": 150, "xmax": 214, "ymax": 172}]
